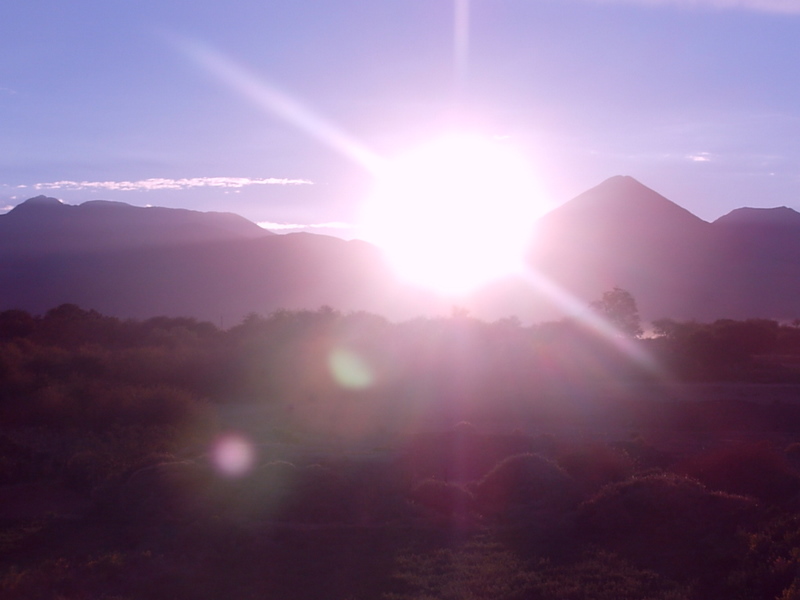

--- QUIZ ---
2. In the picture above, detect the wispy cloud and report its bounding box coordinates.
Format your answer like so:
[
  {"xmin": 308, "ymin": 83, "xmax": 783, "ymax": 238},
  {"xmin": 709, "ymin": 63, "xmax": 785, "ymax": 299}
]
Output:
[
  {"xmin": 27, "ymin": 176, "xmax": 312, "ymax": 192},
  {"xmin": 688, "ymin": 152, "xmax": 712, "ymax": 162},
  {"xmin": 585, "ymin": 0, "xmax": 800, "ymax": 13},
  {"xmin": 258, "ymin": 221, "xmax": 353, "ymax": 231}
]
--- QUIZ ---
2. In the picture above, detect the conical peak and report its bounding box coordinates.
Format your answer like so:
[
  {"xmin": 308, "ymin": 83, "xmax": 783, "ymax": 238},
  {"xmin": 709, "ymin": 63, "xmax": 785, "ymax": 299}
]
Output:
[
  {"xmin": 577, "ymin": 176, "xmax": 674, "ymax": 209},
  {"xmin": 550, "ymin": 175, "xmax": 707, "ymax": 227}
]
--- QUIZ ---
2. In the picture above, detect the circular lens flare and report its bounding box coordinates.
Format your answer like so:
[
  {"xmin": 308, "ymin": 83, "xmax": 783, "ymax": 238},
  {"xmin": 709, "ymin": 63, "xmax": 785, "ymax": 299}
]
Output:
[
  {"xmin": 328, "ymin": 348, "xmax": 374, "ymax": 389},
  {"xmin": 211, "ymin": 433, "xmax": 256, "ymax": 477}
]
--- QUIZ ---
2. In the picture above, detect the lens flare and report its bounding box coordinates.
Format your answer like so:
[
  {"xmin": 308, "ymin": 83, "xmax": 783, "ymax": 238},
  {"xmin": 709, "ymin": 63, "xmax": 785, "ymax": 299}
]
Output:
[
  {"xmin": 328, "ymin": 348, "xmax": 374, "ymax": 389},
  {"xmin": 211, "ymin": 433, "xmax": 256, "ymax": 477}
]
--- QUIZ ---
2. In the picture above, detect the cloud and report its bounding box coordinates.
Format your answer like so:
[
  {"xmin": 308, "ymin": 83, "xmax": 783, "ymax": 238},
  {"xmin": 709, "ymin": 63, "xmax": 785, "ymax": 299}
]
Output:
[
  {"xmin": 258, "ymin": 221, "xmax": 354, "ymax": 231},
  {"xmin": 688, "ymin": 152, "xmax": 712, "ymax": 162},
  {"xmin": 584, "ymin": 0, "xmax": 800, "ymax": 13},
  {"xmin": 31, "ymin": 176, "xmax": 312, "ymax": 192}
]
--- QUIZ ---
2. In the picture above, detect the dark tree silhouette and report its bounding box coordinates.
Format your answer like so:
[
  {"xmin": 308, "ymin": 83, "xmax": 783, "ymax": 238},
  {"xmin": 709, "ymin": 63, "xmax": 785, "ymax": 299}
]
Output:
[{"xmin": 590, "ymin": 287, "xmax": 643, "ymax": 338}]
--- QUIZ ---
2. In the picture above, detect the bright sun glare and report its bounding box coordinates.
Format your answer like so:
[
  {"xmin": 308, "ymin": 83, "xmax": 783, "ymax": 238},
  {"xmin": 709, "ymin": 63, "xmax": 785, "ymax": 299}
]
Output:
[{"xmin": 361, "ymin": 132, "xmax": 544, "ymax": 295}]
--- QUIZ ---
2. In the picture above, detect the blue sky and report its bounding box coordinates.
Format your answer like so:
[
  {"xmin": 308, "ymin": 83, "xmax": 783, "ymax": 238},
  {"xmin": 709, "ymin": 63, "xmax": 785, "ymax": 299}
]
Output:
[{"xmin": 2, "ymin": 0, "xmax": 800, "ymax": 235}]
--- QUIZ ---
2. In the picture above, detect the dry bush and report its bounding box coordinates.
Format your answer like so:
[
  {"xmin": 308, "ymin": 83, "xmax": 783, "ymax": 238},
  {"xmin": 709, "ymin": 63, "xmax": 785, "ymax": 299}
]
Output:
[
  {"xmin": 217, "ymin": 460, "xmax": 359, "ymax": 524},
  {"xmin": 409, "ymin": 478, "xmax": 475, "ymax": 518},
  {"xmin": 676, "ymin": 441, "xmax": 800, "ymax": 504},
  {"xmin": 120, "ymin": 460, "xmax": 214, "ymax": 521},
  {"xmin": 472, "ymin": 453, "xmax": 579, "ymax": 517},
  {"xmin": 557, "ymin": 443, "xmax": 635, "ymax": 494},
  {"xmin": 578, "ymin": 472, "xmax": 758, "ymax": 577},
  {"xmin": 785, "ymin": 442, "xmax": 800, "ymax": 472},
  {"xmin": 401, "ymin": 427, "xmax": 534, "ymax": 483},
  {"xmin": 386, "ymin": 541, "xmax": 688, "ymax": 600},
  {"xmin": 0, "ymin": 435, "xmax": 49, "ymax": 485},
  {"xmin": 280, "ymin": 463, "xmax": 354, "ymax": 523}
]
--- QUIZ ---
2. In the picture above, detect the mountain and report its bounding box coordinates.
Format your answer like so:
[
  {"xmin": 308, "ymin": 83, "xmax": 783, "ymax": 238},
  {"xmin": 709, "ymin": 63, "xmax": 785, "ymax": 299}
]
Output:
[
  {"xmin": 0, "ymin": 196, "xmax": 271, "ymax": 257},
  {"xmin": 0, "ymin": 197, "xmax": 445, "ymax": 323},
  {"xmin": 528, "ymin": 176, "xmax": 718, "ymax": 320},
  {"xmin": 714, "ymin": 206, "xmax": 800, "ymax": 228},
  {"xmin": 3, "ymin": 180, "xmax": 800, "ymax": 324},
  {"xmin": 528, "ymin": 176, "xmax": 800, "ymax": 321},
  {"xmin": 708, "ymin": 206, "xmax": 800, "ymax": 319}
]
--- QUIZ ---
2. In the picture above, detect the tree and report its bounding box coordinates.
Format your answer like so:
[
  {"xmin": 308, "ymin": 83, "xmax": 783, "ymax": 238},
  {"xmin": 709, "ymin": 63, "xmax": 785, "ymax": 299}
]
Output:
[{"xmin": 590, "ymin": 287, "xmax": 643, "ymax": 338}]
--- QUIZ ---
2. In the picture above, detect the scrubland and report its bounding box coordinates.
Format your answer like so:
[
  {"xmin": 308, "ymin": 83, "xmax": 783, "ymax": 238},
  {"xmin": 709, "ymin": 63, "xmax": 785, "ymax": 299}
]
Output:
[{"xmin": 3, "ymin": 305, "xmax": 800, "ymax": 599}]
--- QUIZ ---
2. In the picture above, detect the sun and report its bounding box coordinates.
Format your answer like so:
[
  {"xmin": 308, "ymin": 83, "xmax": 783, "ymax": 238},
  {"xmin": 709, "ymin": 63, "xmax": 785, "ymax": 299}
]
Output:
[{"xmin": 360, "ymin": 132, "xmax": 545, "ymax": 295}]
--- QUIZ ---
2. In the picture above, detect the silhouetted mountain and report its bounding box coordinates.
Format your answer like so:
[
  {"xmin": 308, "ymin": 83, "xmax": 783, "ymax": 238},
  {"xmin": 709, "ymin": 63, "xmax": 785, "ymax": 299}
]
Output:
[
  {"xmin": 528, "ymin": 176, "xmax": 718, "ymax": 320},
  {"xmin": 714, "ymin": 206, "xmax": 800, "ymax": 228},
  {"xmin": 528, "ymin": 176, "xmax": 800, "ymax": 321},
  {"xmin": 0, "ymin": 197, "xmax": 441, "ymax": 323},
  {"xmin": 3, "ymin": 180, "xmax": 800, "ymax": 325},
  {"xmin": 707, "ymin": 206, "xmax": 800, "ymax": 319},
  {"xmin": 0, "ymin": 196, "xmax": 270, "ymax": 256}
]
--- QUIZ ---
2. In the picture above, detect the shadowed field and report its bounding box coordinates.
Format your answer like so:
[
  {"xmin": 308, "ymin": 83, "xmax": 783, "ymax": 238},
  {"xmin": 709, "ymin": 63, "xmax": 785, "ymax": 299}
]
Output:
[{"xmin": 3, "ymin": 306, "xmax": 800, "ymax": 599}]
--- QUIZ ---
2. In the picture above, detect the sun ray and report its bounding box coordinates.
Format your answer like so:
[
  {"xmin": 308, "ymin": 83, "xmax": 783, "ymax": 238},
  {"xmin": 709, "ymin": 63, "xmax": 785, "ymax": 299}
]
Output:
[
  {"xmin": 519, "ymin": 268, "xmax": 665, "ymax": 376},
  {"xmin": 454, "ymin": 0, "xmax": 471, "ymax": 96},
  {"xmin": 169, "ymin": 35, "xmax": 383, "ymax": 173}
]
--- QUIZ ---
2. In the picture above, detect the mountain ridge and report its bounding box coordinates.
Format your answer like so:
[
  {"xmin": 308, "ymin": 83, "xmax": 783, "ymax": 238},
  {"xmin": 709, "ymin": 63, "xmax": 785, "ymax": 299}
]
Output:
[
  {"xmin": 3, "ymin": 177, "xmax": 800, "ymax": 323},
  {"xmin": 0, "ymin": 195, "xmax": 272, "ymax": 257},
  {"xmin": 714, "ymin": 205, "xmax": 800, "ymax": 227}
]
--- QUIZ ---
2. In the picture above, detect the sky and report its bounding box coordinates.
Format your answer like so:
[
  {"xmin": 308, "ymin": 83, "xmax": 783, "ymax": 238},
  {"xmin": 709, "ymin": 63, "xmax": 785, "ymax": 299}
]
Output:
[{"xmin": 2, "ymin": 0, "xmax": 800, "ymax": 236}]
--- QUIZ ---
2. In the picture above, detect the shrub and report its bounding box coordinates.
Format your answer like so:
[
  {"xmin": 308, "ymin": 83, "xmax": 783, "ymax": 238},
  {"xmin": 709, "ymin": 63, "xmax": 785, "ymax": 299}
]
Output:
[
  {"xmin": 209, "ymin": 461, "xmax": 357, "ymax": 524},
  {"xmin": 63, "ymin": 451, "xmax": 104, "ymax": 492},
  {"xmin": 581, "ymin": 472, "xmax": 755, "ymax": 536},
  {"xmin": 204, "ymin": 459, "xmax": 297, "ymax": 522},
  {"xmin": 120, "ymin": 460, "xmax": 213, "ymax": 521},
  {"xmin": 676, "ymin": 441, "xmax": 800, "ymax": 504},
  {"xmin": 385, "ymin": 539, "xmax": 538, "ymax": 600},
  {"xmin": 578, "ymin": 472, "xmax": 758, "ymax": 577},
  {"xmin": 402, "ymin": 429, "xmax": 536, "ymax": 484},
  {"xmin": 785, "ymin": 442, "xmax": 800, "ymax": 471},
  {"xmin": 0, "ymin": 435, "xmax": 49, "ymax": 485},
  {"xmin": 472, "ymin": 453, "xmax": 579, "ymax": 516},
  {"xmin": 386, "ymin": 541, "xmax": 688, "ymax": 600},
  {"xmin": 730, "ymin": 512, "xmax": 800, "ymax": 600},
  {"xmin": 409, "ymin": 478, "xmax": 475, "ymax": 518},
  {"xmin": 280, "ymin": 463, "xmax": 352, "ymax": 523},
  {"xmin": 557, "ymin": 443, "xmax": 635, "ymax": 494}
]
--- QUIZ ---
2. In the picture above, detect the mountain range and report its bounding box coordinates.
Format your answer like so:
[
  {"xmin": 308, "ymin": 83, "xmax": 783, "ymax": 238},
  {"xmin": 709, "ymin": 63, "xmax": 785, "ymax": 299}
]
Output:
[{"xmin": 1, "ymin": 176, "xmax": 799, "ymax": 325}]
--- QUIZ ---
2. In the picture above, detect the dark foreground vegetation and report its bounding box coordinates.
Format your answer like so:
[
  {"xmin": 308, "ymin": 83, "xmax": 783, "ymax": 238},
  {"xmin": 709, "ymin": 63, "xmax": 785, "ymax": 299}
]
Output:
[{"xmin": 3, "ymin": 303, "xmax": 800, "ymax": 599}]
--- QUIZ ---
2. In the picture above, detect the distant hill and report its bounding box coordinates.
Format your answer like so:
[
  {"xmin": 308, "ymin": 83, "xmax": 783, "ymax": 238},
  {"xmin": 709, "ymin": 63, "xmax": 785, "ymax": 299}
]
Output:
[
  {"xmin": 2, "ymin": 180, "xmax": 800, "ymax": 324},
  {"xmin": 0, "ymin": 197, "xmax": 442, "ymax": 323},
  {"xmin": 714, "ymin": 206, "xmax": 800, "ymax": 228},
  {"xmin": 0, "ymin": 196, "xmax": 271, "ymax": 256}
]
